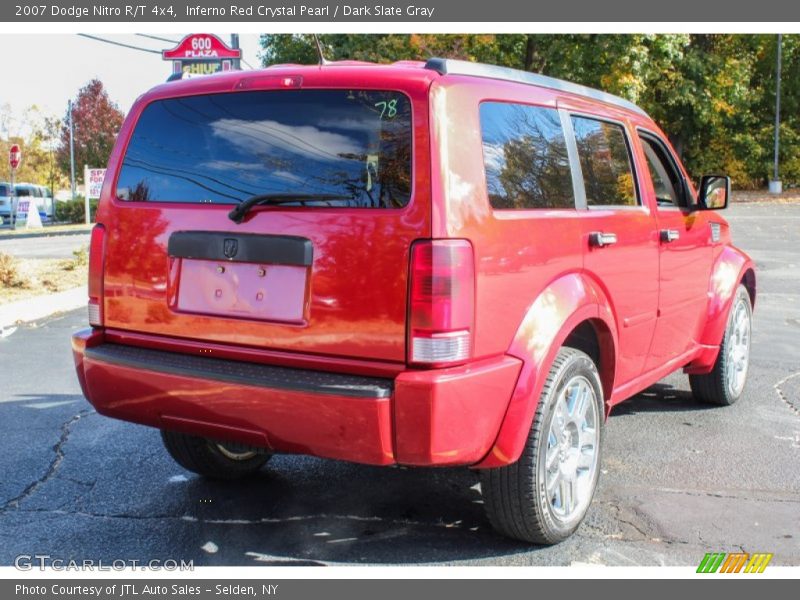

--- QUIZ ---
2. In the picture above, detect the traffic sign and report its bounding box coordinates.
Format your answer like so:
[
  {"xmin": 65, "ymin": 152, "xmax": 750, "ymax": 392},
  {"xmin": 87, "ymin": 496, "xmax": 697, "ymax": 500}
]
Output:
[{"xmin": 9, "ymin": 144, "xmax": 21, "ymax": 170}]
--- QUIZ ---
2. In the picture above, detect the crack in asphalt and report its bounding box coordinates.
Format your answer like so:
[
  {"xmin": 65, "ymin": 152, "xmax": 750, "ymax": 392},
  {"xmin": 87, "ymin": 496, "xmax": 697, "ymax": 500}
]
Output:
[
  {"xmin": 591, "ymin": 499, "xmax": 658, "ymax": 542},
  {"xmin": 0, "ymin": 409, "xmax": 94, "ymax": 513},
  {"xmin": 615, "ymin": 515, "xmax": 652, "ymax": 540},
  {"xmin": 774, "ymin": 370, "xmax": 800, "ymax": 418},
  {"xmin": 609, "ymin": 485, "xmax": 800, "ymax": 504}
]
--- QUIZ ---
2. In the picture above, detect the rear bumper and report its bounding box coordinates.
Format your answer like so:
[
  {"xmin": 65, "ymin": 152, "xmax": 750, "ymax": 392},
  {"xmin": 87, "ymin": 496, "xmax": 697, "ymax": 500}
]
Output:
[{"xmin": 72, "ymin": 329, "xmax": 522, "ymax": 467}]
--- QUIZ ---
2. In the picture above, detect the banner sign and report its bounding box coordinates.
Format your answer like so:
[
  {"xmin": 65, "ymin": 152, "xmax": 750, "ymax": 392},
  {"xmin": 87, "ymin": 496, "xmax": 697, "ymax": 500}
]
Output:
[
  {"xmin": 163, "ymin": 33, "xmax": 241, "ymax": 76},
  {"xmin": 14, "ymin": 197, "xmax": 43, "ymax": 230},
  {"xmin": 85, "ymin": 168, "xmax": 106, "ymax": 200}
]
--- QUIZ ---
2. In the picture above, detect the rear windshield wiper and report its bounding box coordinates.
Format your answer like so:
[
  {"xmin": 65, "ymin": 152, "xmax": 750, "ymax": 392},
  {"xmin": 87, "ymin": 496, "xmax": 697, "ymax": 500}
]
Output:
[{"xmin": 228, "ymin": 193, "xmax": 355, "ymax": 224}]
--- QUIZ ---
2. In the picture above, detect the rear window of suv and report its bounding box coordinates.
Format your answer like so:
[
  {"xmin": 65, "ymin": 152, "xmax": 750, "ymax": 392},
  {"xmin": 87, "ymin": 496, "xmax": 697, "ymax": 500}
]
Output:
[{"xmin": 116, "ymin": 89, "xmax": 413, "ymax": 208}]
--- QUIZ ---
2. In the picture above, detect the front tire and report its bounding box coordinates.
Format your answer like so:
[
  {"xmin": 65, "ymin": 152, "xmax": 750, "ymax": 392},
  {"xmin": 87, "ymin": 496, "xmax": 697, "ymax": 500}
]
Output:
[
  {"xmin": 161, "ymin": 430, "xmax": 271, "ymax": 479},
  {"xmin": 480, "ymin": 347, "xmax": 604, "ymax": 544},
  {"xmin": 689, "ymin": 284, "xmax": 752, "ymax": 406}
]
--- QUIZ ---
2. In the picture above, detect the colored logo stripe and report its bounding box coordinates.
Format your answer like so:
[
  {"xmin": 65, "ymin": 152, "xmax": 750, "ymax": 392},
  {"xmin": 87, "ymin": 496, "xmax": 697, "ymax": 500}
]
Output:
[
  {"xmin": 720, "ymin": 553, "xmax": 748, "ymax": 573},
  {"xmin": 744, "ymin": 553, "xmax": 773, "ymax": 573},
  {"xmin": 697, "ymin": 553, "xmax": 726, "ymax": 573},
  {"xmin": 697, "ymin": 552, "xmax": 773, "ymax": 573}
]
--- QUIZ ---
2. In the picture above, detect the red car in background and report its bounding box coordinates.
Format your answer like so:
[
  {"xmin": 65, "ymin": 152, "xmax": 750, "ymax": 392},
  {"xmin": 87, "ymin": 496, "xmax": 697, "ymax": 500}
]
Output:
[{"xmin": 72, "ymin": 58, "xmax": 755, "ymax": 544}]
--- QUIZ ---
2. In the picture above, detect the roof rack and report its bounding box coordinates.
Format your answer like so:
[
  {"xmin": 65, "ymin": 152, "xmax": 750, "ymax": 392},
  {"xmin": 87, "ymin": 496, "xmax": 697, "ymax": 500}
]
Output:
[{"xmin": 424, "ymin": 58, "xmax": 648, "ymax": 117}]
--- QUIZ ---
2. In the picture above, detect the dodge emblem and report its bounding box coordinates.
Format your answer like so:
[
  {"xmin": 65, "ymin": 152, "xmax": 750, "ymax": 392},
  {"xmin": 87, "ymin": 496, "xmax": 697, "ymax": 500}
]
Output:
[{"xmin": 223, "ymin": 238, "xmax": 239, "ymax": 259}]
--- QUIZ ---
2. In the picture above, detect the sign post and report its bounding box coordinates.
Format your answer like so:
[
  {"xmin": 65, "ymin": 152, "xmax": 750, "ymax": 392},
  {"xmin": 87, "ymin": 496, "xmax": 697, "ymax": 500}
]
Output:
[
  {"xmin": 84, "ymin": 167, "xmax": 106, "ymax": 223},
  {"xmin": 8, "ymin": 144, "xmax": 21, "ymax": 230},
  {"xmin": 162, "ymin": 33, "xmax": 242, "ymax": 78}
]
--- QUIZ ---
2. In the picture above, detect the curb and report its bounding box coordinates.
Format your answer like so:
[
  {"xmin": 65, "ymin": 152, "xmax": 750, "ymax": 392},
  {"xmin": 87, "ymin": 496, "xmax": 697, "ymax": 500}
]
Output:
[
  {"xmin": 0, "ymin": 228, "xmax": 92, "ymax": 241},
  {"xmin": 0, "ymin": 285, "xmax": 87, "ymax": 329}
]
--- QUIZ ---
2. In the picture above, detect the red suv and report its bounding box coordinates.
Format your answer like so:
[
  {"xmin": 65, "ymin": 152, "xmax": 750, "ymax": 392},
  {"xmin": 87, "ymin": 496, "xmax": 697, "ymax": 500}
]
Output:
[{"xmin": 72, "ymin": 58, "xmax": 755, "ymax": 544}]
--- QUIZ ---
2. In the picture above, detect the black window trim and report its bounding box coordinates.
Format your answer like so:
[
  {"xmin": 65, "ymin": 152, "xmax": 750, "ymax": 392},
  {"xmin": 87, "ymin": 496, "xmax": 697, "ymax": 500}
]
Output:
[
  {"xmin": 112, "ymin": 87, "xmax": 417, "ymax": 212},
  {"xmin": 567, "ymin": 111, "xmax": 645, "ymax": 212},
  {"xmin": 478, "ymin": 99, "xmax": 579, "ymax": 213},
  {"xmin": 636, "ymin": 127, "xmax": 694, "ymax": 212}
]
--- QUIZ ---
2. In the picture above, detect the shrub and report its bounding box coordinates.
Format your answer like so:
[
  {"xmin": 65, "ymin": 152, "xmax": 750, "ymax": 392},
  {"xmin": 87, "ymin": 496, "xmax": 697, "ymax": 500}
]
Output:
[
  {"xmin": 0, "ymin": 253, "xmax": 28, "ymax": 288},
  {"xmin": 62, "ymin": 246, "xmax": 89, "ymax": 271},
  {"xmin": 73, "ymin": 245, "xmax": 88, "ymax": 266},
  {"xmin": 55, "ymin": 197, "xmax": 99, "ymax": 224}
]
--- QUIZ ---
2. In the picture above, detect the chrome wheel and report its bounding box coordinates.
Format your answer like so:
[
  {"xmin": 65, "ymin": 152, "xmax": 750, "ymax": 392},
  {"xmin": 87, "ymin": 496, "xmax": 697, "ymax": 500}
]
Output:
[
  {"xmin": 726, "ymin": 296, "xmax": 751, "ymax": 397},
  {"xmin": 543, "ymin": 375, "xmax": 599, "ymax": 525}
]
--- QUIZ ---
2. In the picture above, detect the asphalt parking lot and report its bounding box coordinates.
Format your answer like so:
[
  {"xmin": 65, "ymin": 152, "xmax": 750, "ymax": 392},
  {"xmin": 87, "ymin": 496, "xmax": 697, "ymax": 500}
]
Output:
[
  {"xmin": 0, "ymin": 231, "xmax": 91, "ymax": 259},
  {"xmin": 0, "ymin": 201, "xmax": 797, "ymax": 567}
]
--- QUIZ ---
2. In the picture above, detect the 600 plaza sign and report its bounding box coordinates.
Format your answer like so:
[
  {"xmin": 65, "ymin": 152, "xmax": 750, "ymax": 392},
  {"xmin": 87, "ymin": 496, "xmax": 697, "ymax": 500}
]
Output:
[{"xmin": 162, "ymin": 33, "xmax": 241, "ymax": 76}]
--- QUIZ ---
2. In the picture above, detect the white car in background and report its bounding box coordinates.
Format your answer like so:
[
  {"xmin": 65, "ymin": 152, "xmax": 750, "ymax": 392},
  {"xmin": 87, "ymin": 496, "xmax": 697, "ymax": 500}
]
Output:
[
  {"xmin": 14, "ymin": 183, "xmax": 54, "ymax": 222},
  {"xmin": 35, "ymin": 185, "xmax": 55, "ymax": 221}
]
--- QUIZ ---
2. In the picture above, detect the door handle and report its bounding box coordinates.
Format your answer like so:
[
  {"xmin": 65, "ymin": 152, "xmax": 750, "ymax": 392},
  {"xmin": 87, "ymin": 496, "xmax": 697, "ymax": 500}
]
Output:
[
  {"xmin": 660, "ymin": 229, "xmax": 680, "ymax": 243},
  {"xmin": 589, "ymin": 232, "xmax": 618, "ymax": 248}
]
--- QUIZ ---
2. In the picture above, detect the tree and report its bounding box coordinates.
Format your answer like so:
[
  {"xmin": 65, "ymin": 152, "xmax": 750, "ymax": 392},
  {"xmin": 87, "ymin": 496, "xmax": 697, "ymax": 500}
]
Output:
[
  {"xmin": 57, "ymin": 79, "xmax": 125, "ymax": 176},
  {"xmin": 259, "ymin": 34, "xmax": 799, "ymax": 188},
  {"xmin": 0, "ymin": 105, "xmax": 66, "ymax": 190}
]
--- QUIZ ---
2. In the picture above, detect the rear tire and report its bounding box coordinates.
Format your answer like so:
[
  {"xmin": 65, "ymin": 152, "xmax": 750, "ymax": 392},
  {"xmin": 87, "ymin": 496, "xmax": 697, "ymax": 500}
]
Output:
[
  {"xmin": 689, "ymin": 284, "xmax": 752, "ymax": 406},
  {"xmin": 161, "ymin": 430, "xmax": 271, "ymax": 479},
  {"xmin": 480, "ymin": 347, "xmax": 604, "ymax": 544}
]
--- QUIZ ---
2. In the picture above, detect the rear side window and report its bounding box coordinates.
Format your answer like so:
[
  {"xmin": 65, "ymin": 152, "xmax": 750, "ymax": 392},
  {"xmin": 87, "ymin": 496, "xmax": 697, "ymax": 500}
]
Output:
[
  {"xmin": 116, "ymin": 90, "xmax": 412, "ymax": 208},
  {"xmin": 571, "ymin": 117, "xmax": 637, "ymax": 207},
  {"xmin": 0, "ymin": 184, "xmax": 9, "ymax": 196},
  {"xmin": 479, "ymin": 102, "xmax": 574, "ymax": 210}
]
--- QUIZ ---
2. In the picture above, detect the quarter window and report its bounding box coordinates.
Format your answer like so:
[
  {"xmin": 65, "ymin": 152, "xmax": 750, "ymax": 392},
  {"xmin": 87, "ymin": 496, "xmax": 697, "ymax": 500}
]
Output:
[
  {"xmin": 571, "ymin": 117, "xmax": 637, "ymax": 207},
  {"xmin": 480, "ymin": 102, "xmax": 574, "ymax": 210},
  {"xmin": 639, "ymin": 135, "xmax": 688, "ymax": 208}
]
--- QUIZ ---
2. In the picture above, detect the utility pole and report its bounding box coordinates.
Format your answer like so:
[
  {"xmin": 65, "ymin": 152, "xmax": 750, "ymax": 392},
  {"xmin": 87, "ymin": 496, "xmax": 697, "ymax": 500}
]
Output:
[
  {"xmin": 9, "ymin": 153, "xmax": 16, "ymax": 230},
  {"xmin": 68, "ymin": 100, "xmax": 76, "ymax": 200},
  {"xmin": 770, "ymin": 34, "xmax": 783, "ymax": 195},
  {"xmin": 230, "ymin": 34, "xmax": 241, "ymax": 70}
]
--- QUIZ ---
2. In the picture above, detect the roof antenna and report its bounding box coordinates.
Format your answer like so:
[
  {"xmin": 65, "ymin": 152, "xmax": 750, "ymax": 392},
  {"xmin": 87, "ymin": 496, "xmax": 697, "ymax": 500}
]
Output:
[{"xmin": 312, "ymin": 34, "xmax": 329, "ymax": 65}]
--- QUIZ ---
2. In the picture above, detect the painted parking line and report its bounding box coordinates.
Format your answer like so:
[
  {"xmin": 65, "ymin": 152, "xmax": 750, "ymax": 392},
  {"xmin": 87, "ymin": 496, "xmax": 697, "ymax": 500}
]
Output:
[
  {"xmin": 23, "ymin": 401, "xmax": 78, "ymax": 410},
  {"xmin": 0, "ymin": 396, "xmax": 79, "ymax": 407}
]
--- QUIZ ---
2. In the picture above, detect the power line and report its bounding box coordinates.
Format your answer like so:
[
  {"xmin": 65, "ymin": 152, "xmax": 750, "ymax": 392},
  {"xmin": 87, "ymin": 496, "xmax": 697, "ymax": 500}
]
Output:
[
  {"xmin": 76, "ymin": 34, "xmax": 161, "ymax": 55},
  {"xmin": 88, "ymin": 33, "xmax": 255, "ymax": 69},
  {"xmin": 135, "ymin": 33, "xmax": 180, "ymax": 45}
]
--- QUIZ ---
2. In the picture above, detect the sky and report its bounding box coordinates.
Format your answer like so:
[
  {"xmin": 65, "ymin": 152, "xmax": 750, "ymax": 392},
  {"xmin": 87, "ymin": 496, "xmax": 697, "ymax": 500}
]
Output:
[{"xmin": 0, "ymin": 33, "xmax": 264, "ymax": 135}]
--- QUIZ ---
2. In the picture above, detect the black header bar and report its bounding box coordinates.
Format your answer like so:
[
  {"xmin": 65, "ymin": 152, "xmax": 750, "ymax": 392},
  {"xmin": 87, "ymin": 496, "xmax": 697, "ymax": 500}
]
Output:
[{"xmin": 3, "ymin": 0, "xmax": 800, "ymax": 22}]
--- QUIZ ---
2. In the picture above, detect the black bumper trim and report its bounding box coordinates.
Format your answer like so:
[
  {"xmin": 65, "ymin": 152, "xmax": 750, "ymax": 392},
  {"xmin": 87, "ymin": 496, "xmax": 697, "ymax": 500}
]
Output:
[{"xmin": 85, "ymin": 343, "xmax": 394, "ymax": 399}]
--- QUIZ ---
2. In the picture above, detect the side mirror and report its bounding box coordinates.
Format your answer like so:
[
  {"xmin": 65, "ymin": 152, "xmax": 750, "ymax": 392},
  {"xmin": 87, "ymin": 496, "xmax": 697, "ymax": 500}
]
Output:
[{"xmin": 697, "ymin": 175, "xmax": 730, "ymax": 210}]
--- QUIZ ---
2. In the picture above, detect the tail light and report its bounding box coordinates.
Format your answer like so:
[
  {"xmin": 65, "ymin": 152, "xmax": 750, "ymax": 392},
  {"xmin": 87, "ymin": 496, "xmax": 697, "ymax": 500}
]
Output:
[
  {"xmin": 408, "ymin": 239, "xmax": 475, "ymax": 366},
  {"xmin": 87, "ymin": 224, "xmax": 106, "ymax": 327}
]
